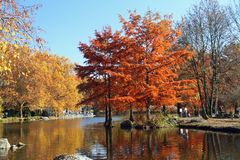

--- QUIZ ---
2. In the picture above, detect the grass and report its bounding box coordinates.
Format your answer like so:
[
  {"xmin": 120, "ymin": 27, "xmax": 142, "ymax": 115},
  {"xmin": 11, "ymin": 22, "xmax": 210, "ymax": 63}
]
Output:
[
  {"xmin": 133, "ymin": 113, "xmax": 179, "ymax": 128},
  {"xmin": 0, "ymin": 116, "xmax": 41, "ymax": 123}
]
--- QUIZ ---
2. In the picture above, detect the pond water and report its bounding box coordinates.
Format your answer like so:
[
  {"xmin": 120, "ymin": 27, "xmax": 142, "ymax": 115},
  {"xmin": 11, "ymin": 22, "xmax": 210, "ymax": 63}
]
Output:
[{"xmin": 0, "ymin": 117, "xmax": 240, "ymax": 160}]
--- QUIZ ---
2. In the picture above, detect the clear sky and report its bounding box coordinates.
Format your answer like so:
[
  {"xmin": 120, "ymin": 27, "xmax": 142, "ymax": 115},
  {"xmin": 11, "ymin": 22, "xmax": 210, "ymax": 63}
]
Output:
[{"xmin": 25, "ymin": 0, "xmax": 230, "ymax": 65}]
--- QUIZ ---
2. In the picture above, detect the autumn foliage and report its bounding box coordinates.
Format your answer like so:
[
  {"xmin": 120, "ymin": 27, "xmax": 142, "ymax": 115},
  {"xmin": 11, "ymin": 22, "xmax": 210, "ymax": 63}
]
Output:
[
  {"xmin": 75, "ymin": 11, "xmax": 196, "ymax": 126},
  {"xmin": 0, "ymin": 0, "xmax": 80, "ymax": 118},
  {"xmin": 0, "ymin": 44, "xmax": 82, "ymax": 118}
]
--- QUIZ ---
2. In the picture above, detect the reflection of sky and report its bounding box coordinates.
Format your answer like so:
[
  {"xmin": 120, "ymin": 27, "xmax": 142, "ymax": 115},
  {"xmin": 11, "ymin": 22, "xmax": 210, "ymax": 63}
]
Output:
[
  {"xmin": 89, "ymin": 143, "xmax": 107, "ymax": 159},
  {"xmin": 77, "ymin": 143, "xmax": 107, "ymax": 159},
  {"xmin": 80, "ymin": 117, "xmax": 122, "ymax": 127}
]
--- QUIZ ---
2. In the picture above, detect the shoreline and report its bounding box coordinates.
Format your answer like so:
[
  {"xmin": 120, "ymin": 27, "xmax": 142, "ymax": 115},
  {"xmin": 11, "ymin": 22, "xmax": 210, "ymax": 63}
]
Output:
[
  {"xmin": 0, "ymin": 115, "xmax": 95, "ymax": 124},
  {"xmin": 0, "ymin": 116, "xmax": 63, "ymax": 123},
  {"xmin": 178, "ymin": 117, "xmax": 240, "ymax": 133},
  {"xmin": 2, "ymin": 116, "xmax": 240, "ymax": 134}
]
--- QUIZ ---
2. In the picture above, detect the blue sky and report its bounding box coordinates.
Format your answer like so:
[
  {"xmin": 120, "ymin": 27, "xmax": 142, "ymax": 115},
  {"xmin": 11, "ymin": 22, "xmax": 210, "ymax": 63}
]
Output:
[{"xmin": 26, "ymin": 0, "xmax": 230, "ymax": 65}]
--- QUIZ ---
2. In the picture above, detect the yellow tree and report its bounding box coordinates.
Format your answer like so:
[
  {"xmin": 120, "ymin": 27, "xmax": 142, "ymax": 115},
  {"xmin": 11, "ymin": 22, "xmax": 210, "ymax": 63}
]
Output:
[
  {"xmin": 0, "ymin": 0, "xmax": 41, "ymax": 44},
  {"xmin": 0, "ymin": 0, "xmax": 43, "ymax": 108},
  {"xmin": 0, "ymin": 44, "xmax": 33, "ymax": 118},
  {"xmin": 0, "ymin": 0, "xmax": 43, "ymax": 74},
  {"xmin": 30, "ymin": 52, "xmax": 82, "ymax": 115},
  {"xmin": 0, "ymin": 45, "xmax": 82, "ymax": 117}
]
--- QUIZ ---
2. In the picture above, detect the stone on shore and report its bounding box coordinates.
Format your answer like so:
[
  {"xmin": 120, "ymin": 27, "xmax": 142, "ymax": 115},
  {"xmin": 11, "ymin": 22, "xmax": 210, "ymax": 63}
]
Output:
[
  {"xmin": 17, "ymin": 142, "xmax": 25, "ymax": 147},
  {"xmin": 120, "ymin": 120, "xmax": 134, "ymax": 129},
  {"xmin": 0, "ymin": 138, "xmax": 11, "ymax": 157},
  {"xmin": 0, "ymin": 138, "xmax": 11, "ymax": 149},
  {"xmin": 41, "ymin": 116, "xmax": 49, "ymax": 120},
  {"xmin": 0, "ymin": 148, "xmax": 9, "ymax": 157},
  {"xmin": 10, "ymin": 145, "xmax": 18, "ymax": 151},
  {"xmin": 53, "ymin": 154, "xmax": 92, "ymax": 160}
]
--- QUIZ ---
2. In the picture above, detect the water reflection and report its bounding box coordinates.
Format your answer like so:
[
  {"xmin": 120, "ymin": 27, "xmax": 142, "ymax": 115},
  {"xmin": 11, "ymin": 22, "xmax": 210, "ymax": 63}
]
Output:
[{"xmin": 0, "ymin": 118, "xmax": 240, "ymax": 160}]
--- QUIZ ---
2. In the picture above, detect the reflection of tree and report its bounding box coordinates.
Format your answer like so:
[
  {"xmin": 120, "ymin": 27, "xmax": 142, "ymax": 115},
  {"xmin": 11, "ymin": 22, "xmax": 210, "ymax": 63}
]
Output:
[
  {"xmin": 147, "ymin": 131, "xmax": 153, "ymax": 160},
  {"xmin": 0, "ymin": 123, "xmax": 3, "ymax": 137},
  {"xmin": 3, "ymin": 120, "xmax": 240, "ymax": 160},
  {"xmin": 105, "ymin": 127, "xmax": 113, "ymax": 160},
  {"xmin": 201, "ymin": 132, "xmax": 240, "ymax": 160},
  {"xmin": 2, "ymin": 119, "xmax": 85, "ymax": 160}
]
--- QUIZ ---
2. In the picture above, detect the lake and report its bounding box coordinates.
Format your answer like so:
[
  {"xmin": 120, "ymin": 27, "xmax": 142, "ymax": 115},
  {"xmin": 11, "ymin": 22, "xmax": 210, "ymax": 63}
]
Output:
[{"xmin": 0, "ymin": 117, "xmax": 240, "ymax": 160}]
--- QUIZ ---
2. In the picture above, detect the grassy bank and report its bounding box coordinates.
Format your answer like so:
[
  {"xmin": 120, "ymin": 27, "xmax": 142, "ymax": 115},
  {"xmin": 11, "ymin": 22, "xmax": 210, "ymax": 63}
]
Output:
[
  {"xmin": 121, "ymin": 114, "xmax": 179, "ymax": 129},
  {"xmin": 178, "ymin": 117, "xmax": 240, "ymax": 133},
  {"xmin": 0, "ymin": 116, "xmax": 59, "ymax": 123}
]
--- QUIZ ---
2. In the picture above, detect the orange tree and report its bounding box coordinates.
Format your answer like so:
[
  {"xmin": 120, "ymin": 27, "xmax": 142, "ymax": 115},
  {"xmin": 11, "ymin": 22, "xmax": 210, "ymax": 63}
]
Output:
[
  {"xmin": 119, "ymin": 11, "xmax": 194, "ymax": 121},
  {"xmin": 76, "ymin": 27, "xmax": 132, "ymax": 127},
  {"xmin": 76, "ymin": 11, "xmax": 196, "ymax": 126}
]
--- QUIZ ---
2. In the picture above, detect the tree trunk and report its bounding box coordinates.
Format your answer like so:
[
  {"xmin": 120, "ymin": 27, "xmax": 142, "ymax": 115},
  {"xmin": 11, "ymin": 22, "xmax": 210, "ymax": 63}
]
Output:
[
  {"xmin": 146, "ymin": 104, "xmax": 151, "ymax": 122},
  {"xmin": 104, "ymin": 96, "xmax": 109, "ymax": 127},
  {"xmin": 203, "ymin": 69, "xmax": 210, "ymax": 116},
  {"xmin": 214, "ymin": 86, "xmax": 219, "ymax": 114},
  {"xmin": 177, "ymin": 103, "xmax": 181, "ymax": 116},
  {"xmin": 210, "ymin": 51, "xmax": 217, "ymax": 116},
  {"xmin": 234, "ymin": 103, "xmax": 238, "ymax": 115},
  {"xmin": 108, "ymin": 103, "xmax": 112, "ymax": 127},
  {"xmin": 162, "ymin": 105, "xmax": 167, "ymax": 115},
  {"xmin": 210, "ymin": 77, "xmax": 215, "ymax": 115},
  {"xmin": 146, "ymin": 71, "xmax": 151, "ymax": 122},
  {"xmin": 129, "ymin": 103, "xmax": 134, "ymax": 122},
  {"xmin": 20, "ymin": 102, "xmax": 24, "ymax": 120},
  {"xmin": 106, "ymin": 75, "xmax": 112, "ymax": 128},
  {"xmin": 192, "ymin": 58, "xmax": 208, "ymax": 119}
]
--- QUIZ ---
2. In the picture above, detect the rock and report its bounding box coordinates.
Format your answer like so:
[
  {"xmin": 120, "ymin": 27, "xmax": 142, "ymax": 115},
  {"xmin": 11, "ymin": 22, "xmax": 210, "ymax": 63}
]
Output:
[
  {"xmin": 53, "ymin": 154, "xmax": 92, "ymax": 160},
  {"xmin": 41, "ymin": 116, "xmax": 49, "ymax": 120},
  {"xmin": 10, "ymin": 145, "xmax": 18, "ymax": 151},
  {"xmin": 0, "ymin": 138, "xmax": 11, "ymax": 149},
  {"xmin": 120, "ymin": 120, "xmax": 134, "ymax": 129},
  {"xmin": 53, "ymin": 154, "xmax": 78, "ymax": 160},
  {"xmin": 0, "ymin": 138, "xmax": 10, "ymax": 157},
  {"xmin": 0, "ymin": 148, "xmax": 9, "ymax": 157},
  {"xmin": 17, "ymin": 142, "xmax": 25, "ymax": 147},
  {"xmin": 234, "ymin": 114, "xmax": 240, "ymax": 118},
  {"xmin": 134, "ymin": 124, "xmax": 144, "ymax": 129}
]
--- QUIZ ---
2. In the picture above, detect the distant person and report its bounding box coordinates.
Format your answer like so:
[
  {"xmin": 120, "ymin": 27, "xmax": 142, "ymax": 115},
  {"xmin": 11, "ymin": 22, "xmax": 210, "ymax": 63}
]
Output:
[
  {"xmin": 179, "ymin": 108, "xmax": 183, "ymax": 117},
  {"xmin": 184, "ymin": 107, "xmax": 188, "ymax": 117}
]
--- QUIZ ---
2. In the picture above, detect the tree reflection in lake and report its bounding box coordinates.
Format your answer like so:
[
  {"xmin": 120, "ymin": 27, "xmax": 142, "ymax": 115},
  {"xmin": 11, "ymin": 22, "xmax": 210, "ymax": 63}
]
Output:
[{"xmin": 1, "ymin": 118, "xmax": 240, "ymax": 160}]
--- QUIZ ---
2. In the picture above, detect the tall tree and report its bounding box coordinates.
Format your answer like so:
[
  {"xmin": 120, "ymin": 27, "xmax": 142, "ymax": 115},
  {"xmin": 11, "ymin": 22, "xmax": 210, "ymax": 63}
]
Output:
[
  {"xmin": 76, "ymin": 27, "xmax": 130, "ymax": 127},
  {"xmin": 76, "ymin": 11, "xmax": 195, "ymax": 126},
  {"xmin": 228, "ymin": 0, "xmax": 240, "ymax": 41},
  {"xmin": 181, "ymin": 0, "xmax": 232, "ymax": 117},
  {"xmin": 30, "ymin": 52, "xmax": 82, "ymax": 115},
  {"xmin": 0, "ymin": 0, "xmax": 42, "ymax": 45},
  {"xmin": 218, "ymin": 44, "xmax": 240, "ymax": 113},
  {"xmin": 0, "ymin": 0, "xmax": 43, "ymax": 75},
  {"xmin": 0, "ymin": 45, "xmax": 81, "ymax": 117},
  {"xmin": 119, "ymin": 11, "xmax": 194, "ymax": 121},
  {"xmin": 0, "ymin": 44, "xmax": 33, "ymax": 118}
]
